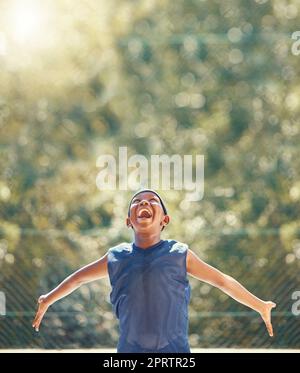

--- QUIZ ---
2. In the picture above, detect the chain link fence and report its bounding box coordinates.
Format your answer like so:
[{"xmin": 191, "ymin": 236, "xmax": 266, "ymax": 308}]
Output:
[{"xmin": 0, "ymin": 236, "xmax": 299, "ymax": 349}]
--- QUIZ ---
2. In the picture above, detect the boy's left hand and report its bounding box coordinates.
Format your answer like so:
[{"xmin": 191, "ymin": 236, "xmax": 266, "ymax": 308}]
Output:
[{"xmin": 260, "ymin": 301, "xmax": 276, "ymax": 337}]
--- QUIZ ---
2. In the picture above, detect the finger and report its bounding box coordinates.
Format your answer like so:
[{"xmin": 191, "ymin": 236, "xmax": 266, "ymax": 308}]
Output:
[
  {"xmin": 269, "ymin": 325, "xmax": 274, "ymax": 337},
  {"xmin": 32, "ymin": 310, "xmax": 43, "ymax": 329},
  {"xmin": 35, "ymin": 311, "xmax": 46, "ymax": 331},
  {"xmin": 32, "ymin": 315, "xmax": 39, "ymax": 327},
  {"xmin": 34, "ymin": 317, "xmax": 41, "ymax": 332},
  {"xmin": 32, "ymin": 320, "xmax": 37, "ymax": 329},
  {"xmin": 32, "ymin": 310, "xmax": 41, "ymax": 325},
  {"xmin": 32, "ymin": 306, "xmax": 41, "ymax": 325},
  {"xmin": 32, "ymin": 320, "xmax": 38, "ymax": 328},
  {"xmin": 264, "ymin": 319, "xmax": 273, "ymax": 337},
  {"xmin": 32, "ymin": 314, "xmax": 40, "ymax": 328},
  {"xmin": 268, "ymin": 323, "xmax": 273, "ymax": 337}
]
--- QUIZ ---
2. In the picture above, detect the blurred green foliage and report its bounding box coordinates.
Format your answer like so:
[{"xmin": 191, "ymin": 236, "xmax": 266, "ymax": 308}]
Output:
[{"xmin": 0, "ymin": 0, "xmax": 300, "ymax": 348}]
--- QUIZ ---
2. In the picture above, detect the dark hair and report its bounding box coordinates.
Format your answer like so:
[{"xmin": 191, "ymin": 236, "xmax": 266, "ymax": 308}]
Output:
[{"xmin": 127, "ymin": 189, "xmax": 168, "ymax": 216}]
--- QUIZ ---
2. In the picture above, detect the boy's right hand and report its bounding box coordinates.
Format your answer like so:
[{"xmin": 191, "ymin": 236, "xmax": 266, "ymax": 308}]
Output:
[{"xmin": 32, "ymin": 295, "xmax": 50, "ymax": 332}]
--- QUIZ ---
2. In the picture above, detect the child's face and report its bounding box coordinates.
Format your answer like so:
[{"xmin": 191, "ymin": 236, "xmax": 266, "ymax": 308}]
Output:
[{"xmin": 126, "ymin": 191, "xmax": 169, "ymax": 233}]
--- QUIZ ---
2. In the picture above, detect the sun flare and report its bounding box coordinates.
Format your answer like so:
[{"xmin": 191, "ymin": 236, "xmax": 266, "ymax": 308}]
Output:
[{"xmin": 8, "ymin": 1, "xmax": 48, "ymax": 45}]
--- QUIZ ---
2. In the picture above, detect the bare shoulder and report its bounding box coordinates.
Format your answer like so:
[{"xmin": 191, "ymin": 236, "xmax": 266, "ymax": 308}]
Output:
[
  {"xmin": 186, "ymin": 248, "xmax": 197, "ymax": 268},
  {"xmin": 96, "ymin": 253, "xmax": 109, "ymax": 272},
  {"xmin": 186, "ymin": 248, "xmax": 210, "ymax": 275},
  {"xmin": 85, "ymin": 253, "xmax": 109, "ymax": 278}
]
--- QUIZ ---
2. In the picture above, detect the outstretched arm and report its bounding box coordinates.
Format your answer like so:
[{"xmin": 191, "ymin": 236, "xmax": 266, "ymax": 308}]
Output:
[
  {"xmin": 32, "ymin": 253, "xmax": 108, "ymax": 332},
  {"xmin": 186, "ymin": 249, "xmax": 276, "ymax": 336}
]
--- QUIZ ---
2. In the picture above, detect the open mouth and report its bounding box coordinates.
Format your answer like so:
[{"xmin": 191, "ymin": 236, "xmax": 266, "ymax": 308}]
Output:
[{"xmin": 137, "ymin": 208, "xmax": 152, "ymax": 219}]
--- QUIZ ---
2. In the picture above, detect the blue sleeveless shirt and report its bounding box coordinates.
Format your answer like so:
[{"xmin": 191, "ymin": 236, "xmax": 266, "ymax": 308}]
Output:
[{"xmin": 107, "ymin": 239, "xmax": 191, "ymax": 353}]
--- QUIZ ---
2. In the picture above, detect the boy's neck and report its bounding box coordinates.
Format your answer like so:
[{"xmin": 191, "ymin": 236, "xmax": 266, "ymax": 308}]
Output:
[{"xmin": 134, "ymin": 232, "xmax": 162, "ymax": 249}]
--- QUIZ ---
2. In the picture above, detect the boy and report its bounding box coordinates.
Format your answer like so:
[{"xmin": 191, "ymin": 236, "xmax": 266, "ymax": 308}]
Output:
[{"xmin": 32, "ymin": 189, "xmax": 276, "ymax": 353}]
